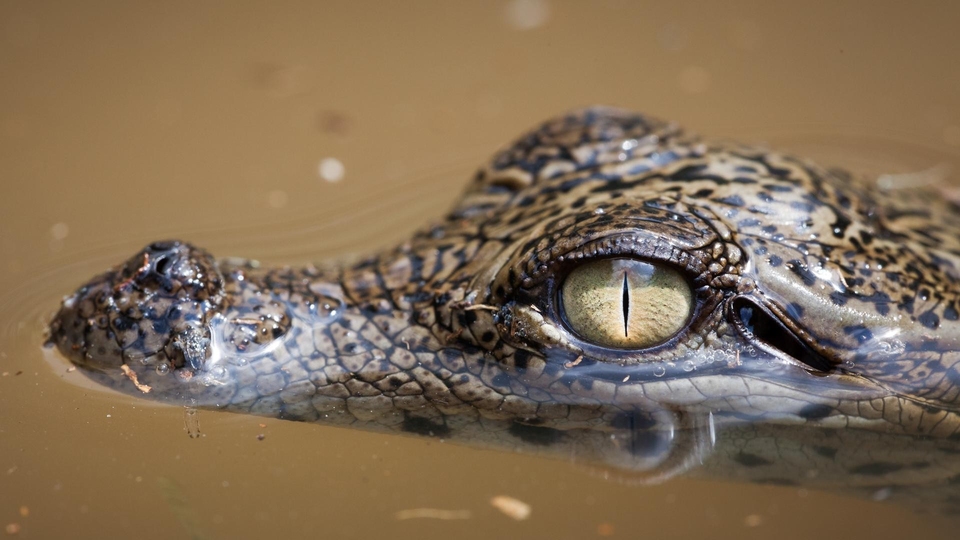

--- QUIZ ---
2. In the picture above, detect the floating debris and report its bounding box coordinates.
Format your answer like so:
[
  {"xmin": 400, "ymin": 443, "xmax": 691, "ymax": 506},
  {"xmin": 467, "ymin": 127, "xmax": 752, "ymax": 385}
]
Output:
[
  {"xmin": 490, "ymin": 495, "xmax": 531, "ymax": 521},
  {"xmin": 744, "ymin": 514, "xmax": 763, "ymax": 527},
  {"xmin": 318, "ymin": 157, "xmax": 345, "ymax": 182},
  {"xmin": 679, "ymin": 66, "xmax": 711, "ymax": 95},
  {"xmin": 120, "ymin": 365, "xmax": 151, "ymax": 393},
  {"xmin": 394, "ymin": 508, "xmax": 472, "ymax": 521},
  {"xmin": 504, "ymin": 0, "xmax": 550, "ymax": 30},
  {"xmin": 4, "ymin": 523, "xmax": 20, "ymax": 535},
  {"xmin": 156, "ymin": 476, "xmax": 212, "ymax": 540},
  {"xmin": 267, "ymin": 190, "xmax": 289, "ymax": 209},
  {"xmin": 50, "ymin": 222, "xmax": 69, "ymax": 241},
  {"xmin": 183, "ymin": 407, "xmax": 201, "ymax": 439},
  {"xmin": 563, "ymin": 354, "xmax": 583, "ymax": 368},
  {"xmin": 317, "ymin": 110, "xmax": 352, "ymax": 136},
  {"xmin": 877, "ymin": 163, "xmax": 951, "ymax": 191}
]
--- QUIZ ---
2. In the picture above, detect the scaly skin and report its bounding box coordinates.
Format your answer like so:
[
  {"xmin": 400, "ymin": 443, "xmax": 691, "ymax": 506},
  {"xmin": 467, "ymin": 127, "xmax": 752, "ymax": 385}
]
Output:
[{"xmin": 48, "ymin": 108, "xmax": 960, "ymax": 507}]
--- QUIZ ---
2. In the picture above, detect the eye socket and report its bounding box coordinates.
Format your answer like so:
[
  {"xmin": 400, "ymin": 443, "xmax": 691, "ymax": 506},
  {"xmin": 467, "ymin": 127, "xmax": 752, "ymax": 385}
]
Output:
[{"xmin": 559, "ymin": 258, "xmax": 693, "ymax": 349}]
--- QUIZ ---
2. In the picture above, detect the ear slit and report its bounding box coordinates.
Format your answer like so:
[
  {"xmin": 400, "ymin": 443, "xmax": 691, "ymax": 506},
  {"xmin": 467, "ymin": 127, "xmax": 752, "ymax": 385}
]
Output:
[{"xmin": 732, "ymin": 297, "xmax": 833, "ymax": 372}]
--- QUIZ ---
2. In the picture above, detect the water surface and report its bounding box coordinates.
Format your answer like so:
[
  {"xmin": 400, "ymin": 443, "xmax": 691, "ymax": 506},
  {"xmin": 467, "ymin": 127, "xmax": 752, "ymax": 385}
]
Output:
[{"xmin": 2, "ymin": 2, "xmax": 960, "ymax": 538}]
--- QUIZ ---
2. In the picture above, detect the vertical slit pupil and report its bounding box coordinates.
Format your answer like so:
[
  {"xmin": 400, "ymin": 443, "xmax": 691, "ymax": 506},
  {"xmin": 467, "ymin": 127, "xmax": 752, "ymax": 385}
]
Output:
[{"xmin": 622, "ymin": 272, "xmax": 630, "ymax": 337}]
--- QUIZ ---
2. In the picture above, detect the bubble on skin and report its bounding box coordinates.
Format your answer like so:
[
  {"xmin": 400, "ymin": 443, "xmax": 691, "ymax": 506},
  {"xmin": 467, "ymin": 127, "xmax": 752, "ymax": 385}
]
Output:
[
  {"xmin": 208, "ymin": 365, "xmax": 228, "ymax": 381},
  {"xmin": 49, "ymin": 222, "xmax": 69, "ymax": 241},
  {"xmin": 318, "ymin": 157, "xmax": 345, "ymax": 182},
  {"xmin": 504, "ymin": 0, "xmax": 550, "ymax": 30},
  {"xmin": 653, "ymin": 365, "xmax": 666, "ymax": 378},
  {"xmin": 267, "ymin": 190, "xmax": 288, "ymax": 209},
  {"xmin": 863, "ymin": 337, "xmax": 905, "ymax": 357},
  {"xmin": 679, "ymin": 66, "xmax": 711, "ymax": 95}
]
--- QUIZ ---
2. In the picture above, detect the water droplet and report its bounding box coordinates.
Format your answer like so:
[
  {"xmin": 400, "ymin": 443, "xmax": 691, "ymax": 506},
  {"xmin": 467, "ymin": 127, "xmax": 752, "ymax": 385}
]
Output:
[{"xmin": 156, "ymin": 362, "xmax": 170, "ymax": 375}]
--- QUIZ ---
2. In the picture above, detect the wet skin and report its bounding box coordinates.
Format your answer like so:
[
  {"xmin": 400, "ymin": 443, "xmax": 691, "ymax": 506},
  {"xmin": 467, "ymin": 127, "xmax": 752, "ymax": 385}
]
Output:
[{"xmin": 48, "ymin": 108, "xmax": 960, "ymax": 507}]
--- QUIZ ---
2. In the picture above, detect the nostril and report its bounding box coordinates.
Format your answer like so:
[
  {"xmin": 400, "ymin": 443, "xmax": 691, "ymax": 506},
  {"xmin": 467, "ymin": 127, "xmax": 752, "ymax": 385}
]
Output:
[{"xmin": 154, "ymin": 255, "xmax": 172, "ymax": 276}]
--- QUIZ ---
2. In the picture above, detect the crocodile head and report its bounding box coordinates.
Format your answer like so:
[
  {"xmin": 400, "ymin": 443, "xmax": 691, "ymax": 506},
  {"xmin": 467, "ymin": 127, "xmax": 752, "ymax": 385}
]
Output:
[{"xmin": 48, "ymin": 108, "xmax": 960, "ymax": 481}]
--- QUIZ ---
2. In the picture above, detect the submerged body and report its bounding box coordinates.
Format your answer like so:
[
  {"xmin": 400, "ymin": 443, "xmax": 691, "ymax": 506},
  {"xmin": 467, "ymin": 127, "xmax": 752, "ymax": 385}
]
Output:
[{"xmin": 49, "ymin": 109, "xmax": 960, "ymax": 507}]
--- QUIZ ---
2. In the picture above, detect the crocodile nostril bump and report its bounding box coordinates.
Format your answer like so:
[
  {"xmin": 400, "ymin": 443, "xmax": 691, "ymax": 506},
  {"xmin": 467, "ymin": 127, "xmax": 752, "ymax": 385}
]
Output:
[{"xmin": 148, "ymin": 240, "xmax": 179, "ymax": 251}]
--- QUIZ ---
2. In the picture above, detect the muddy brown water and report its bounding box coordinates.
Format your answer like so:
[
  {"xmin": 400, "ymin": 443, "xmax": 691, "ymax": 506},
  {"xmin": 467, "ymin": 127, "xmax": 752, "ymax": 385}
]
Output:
[{"xmin": 2, "ymin": 2, "xmax": 960, "ymax": 538}]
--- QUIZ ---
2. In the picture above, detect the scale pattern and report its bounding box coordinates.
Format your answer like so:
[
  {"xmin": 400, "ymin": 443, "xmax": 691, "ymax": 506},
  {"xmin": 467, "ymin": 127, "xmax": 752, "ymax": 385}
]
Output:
[{"xmin": 48, "ymin": 108, "xmax": 960, "ymax": 487}]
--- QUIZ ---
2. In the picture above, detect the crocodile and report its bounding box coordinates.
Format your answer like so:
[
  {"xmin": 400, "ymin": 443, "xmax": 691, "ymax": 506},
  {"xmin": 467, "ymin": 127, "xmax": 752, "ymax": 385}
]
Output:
[{"xmin": 47, "ymin": 108, "xmax": 960, "ymax": 510}]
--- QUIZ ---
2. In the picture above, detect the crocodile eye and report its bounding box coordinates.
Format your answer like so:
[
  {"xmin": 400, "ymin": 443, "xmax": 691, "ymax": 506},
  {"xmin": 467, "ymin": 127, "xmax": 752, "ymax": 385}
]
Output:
[{"xmin": 560, "ymin": 258, "xmax": 693, "ymax": 349}]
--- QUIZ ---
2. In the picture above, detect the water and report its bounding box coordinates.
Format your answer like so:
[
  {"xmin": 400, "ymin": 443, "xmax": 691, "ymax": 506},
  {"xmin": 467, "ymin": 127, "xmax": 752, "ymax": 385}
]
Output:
[{"xmin": 2, "ymin": 2, "xmax": 960, "ymax": 538}]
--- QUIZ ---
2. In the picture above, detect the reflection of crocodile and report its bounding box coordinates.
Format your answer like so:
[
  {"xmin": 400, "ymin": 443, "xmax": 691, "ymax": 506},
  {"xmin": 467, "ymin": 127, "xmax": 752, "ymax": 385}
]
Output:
[{"xmin": 48, "ymin": 108, "xmax": 960, "ymax": 511}]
